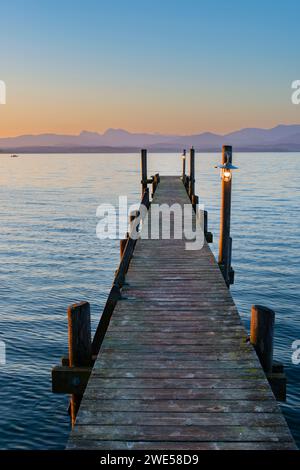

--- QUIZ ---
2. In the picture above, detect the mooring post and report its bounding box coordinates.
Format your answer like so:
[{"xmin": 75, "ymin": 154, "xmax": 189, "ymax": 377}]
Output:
[
  {"xmin": 191, "ymin": 194, "xmax": 198, "ymax": 212},
  {"xmin": 250, "ymin": 304, "xmax": 286, "ymax": 401},
  {"xmin": 67, "ymin": 301, "xmax": 92, "ymax": 426},
  {"xmin": 218, "ymin": 145, "xmax": 233, "ymax": 287},
  {"xmin": 204, "ymin": 210, "xmax": 209, "ymax": 239},
  {"xmin": 141, "ymin": 149, "xmax": 147, "ymax": 196},
  {"xmin": 143, "ymin": 187, "xmax": 150, "ymax": 209},
  {"xmin": 120, "ymin": 238, "xmax": 127, "ymax": 259},
  {"xmin": 250, "ymin": 305, "xmax": 275, "ymax": 374},
  {"xmin": 204, "ymin": 210, "xmax": 213, "ymax": 243},
  {"xmin": 188, "ymin": 147, "xmax": 195, "ymax": 199},
  {"xmin": 185, "ymin": 175, "xmax": 190, "ymax": 193},
  {"xmin": 182, "ymin": 149, "xmax": 186, "ymax": 183}
]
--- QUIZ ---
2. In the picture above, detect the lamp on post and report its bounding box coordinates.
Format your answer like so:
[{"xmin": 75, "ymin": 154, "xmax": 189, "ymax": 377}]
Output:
[
  {"xmin": 214, "ymin": 145, "xmax": 238, "ymax": 287},
  {"xmin": 215, "ymin": 161, "xmax": 237, "ymax": 182},
  {"xmin": 188, "ymin": 147, "xmax": 195, "ymax": 199}
]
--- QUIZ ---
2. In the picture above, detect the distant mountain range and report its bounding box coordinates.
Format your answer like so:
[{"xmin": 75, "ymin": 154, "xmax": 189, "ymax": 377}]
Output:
[{"xmin": 2, "ymin": 124, "xmax": 300, "ymax": 153}]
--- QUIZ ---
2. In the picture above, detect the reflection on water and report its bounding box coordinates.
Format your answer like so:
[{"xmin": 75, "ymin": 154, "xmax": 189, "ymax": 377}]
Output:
[{"xmin": 0, "ymin": 153, "xmax": 299, "ymax": 448}]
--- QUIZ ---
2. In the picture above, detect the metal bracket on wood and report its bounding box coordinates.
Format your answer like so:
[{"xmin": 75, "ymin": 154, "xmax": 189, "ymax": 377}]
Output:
[
  {"xmin": 141, "ymin": 178, "xmax": 153, "ymax": 185},
  {"xmin": 52, "ymin": 366, "xmax": 92, "ymax": 394}
]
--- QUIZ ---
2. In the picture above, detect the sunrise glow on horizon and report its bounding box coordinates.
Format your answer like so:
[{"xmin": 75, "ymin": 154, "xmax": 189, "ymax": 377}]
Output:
[{"xmin": 1, "ymin": 0, "xmax": 300, "ymax": 137}]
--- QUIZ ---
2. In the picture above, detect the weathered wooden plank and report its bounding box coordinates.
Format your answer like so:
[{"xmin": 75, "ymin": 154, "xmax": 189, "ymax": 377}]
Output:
[
  {"xmin": 102, "ymin": 326, "xmax": 246, "ymax": 334},
  {"xmin": 85, "ymin": 377, "xmax": 270, "ymax": 390},
  {"xmin": 103, "ymin": 328, "xmax": 247, "ymax": 337},
  {"xmin": 82, "ymin": 388, "xmax": 275, "ymax": 401},
  {"xmin": 70, "ymin": 424, "xmax": 293, "ymax": 442},
  {"xmin": 76, "ymin": 411, "xmax": 287, "ymax": 427},
  {"xmin": 100, "ymin": 344, "xmax": 253, "ymax": 353},
  {"xmin": 114, "ymin": 305, "xmax": 237, "ymax": 312},
  {"xmin": 77, "ymin": 398, "xmax": 280, "ymax": 413},
  {"xmin": 93, "ymin": 351, "xmax": 258, "ymax": 361},
  {"xmin": 91, "ymin": 368, "xmax": 266, "ymax": 379},
  {"xmin": 104, "ymin": 325, "xmax": 246, "ymax": 333},
  {"xmin": 103, "ymin": 338, "xmax": 249, "ymax": 347},
  {"xmin": 115, "ymin": 297, "xmax": 236, "ymax": 304},
  {"xmin": 108, "ymin": 315, "xmax": 243, "ymax": 322},
  {"xmin": 108, "ymin": 315, "xmax": 244, "ymax": 323},
  {"xmin": 67, "ymin": 439, "xmax": 297, "ymax": 450},
  {"xmin": 93, "ymin": 358, "xmax": 262, "ymax": 370}
]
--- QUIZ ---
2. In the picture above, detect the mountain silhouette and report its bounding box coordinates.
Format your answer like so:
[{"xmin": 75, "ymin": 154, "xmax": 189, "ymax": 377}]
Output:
[{"xmin": 1, "ymin": 124, "xmax": 300, "ymax": 152}]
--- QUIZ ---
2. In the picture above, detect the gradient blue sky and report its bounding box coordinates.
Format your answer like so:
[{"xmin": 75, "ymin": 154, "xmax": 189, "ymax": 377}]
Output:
[{"xmin": 0, "ymin": 0, "xmax": 300, "ymax": 136}]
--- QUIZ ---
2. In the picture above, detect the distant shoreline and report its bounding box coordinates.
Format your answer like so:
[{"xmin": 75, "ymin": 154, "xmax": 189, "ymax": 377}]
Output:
[{"xmin": 1, "ymin": 146, "xmax": 300, "ymax": 154}]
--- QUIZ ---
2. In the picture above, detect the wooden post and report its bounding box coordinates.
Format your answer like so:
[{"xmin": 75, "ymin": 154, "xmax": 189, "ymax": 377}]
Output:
[
  {"xmin": 141, "ymin": 149, "xmax": 147, "ymax": 196},
  {"xmin": 68, "ymin": 302, "xmax": 92, "ymax": 367},
  {"xmin": 204, "ymin": 210, "xmax": 208, "ymax": 235},
  {"xmin": 191, "ymin": 194, "xmax": 198, "ymax": 212},
  {"xmin": 151, "ymin": 176, "xmax": 155, "ymax": 197},
  {"xmin": 143, "ymin": 187, "xmax": 150, "ymax": 209},
  {"xmin": 204, "ymin": 210, "xmax": 213, "ymax": 243},
  {"xmin": 250, "ymin": 305, "xmax": 275, "ymax": 374},
  {"xmin": 182, "ymin": 149, "xmax": 186, "ymax": 183},
  {"xmin": 120, "ymin": 238, "xmax": 127, "ymax": 259},
  {"xmin": 218, "ymin": 145, "xmax": 232, "ymax": 287},
  {"xmin": 184, "ymin": 175, "xmax": 190, "ymax": 194},
  {"xmin": 188, "ymin": 147, "xmax": 195, "ymax": 199},
  {"xmin": 67, "ymin": 301, "xmax": 92, "ymax": 426}
]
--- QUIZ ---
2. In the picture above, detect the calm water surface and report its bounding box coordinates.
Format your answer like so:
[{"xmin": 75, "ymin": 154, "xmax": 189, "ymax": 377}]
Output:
[{"xmin": 0, "ymin": 153, "xmax": 299, "ymax": 448}]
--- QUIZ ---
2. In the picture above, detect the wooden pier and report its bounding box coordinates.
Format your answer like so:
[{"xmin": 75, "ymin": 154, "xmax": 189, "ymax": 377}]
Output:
[{"xmin": 53, "ymin": 148, "xmax": 296, "ymax": 450}]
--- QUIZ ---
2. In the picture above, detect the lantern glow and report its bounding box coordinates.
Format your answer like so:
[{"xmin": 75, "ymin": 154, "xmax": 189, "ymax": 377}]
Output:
[{"xmin": 222, "ymin": 169, "xmax": 232, "ymax": 182}]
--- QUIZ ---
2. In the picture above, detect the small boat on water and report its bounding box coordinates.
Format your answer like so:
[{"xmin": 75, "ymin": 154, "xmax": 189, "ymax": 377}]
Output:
[{"xmin": 10, "ymin": 154, "xmax": 19, "ymax": 158}]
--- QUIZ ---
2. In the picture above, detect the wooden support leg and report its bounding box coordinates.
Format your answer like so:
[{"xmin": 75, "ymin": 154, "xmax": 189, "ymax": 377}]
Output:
[
  {"xmin": 67, "ymin": 301, "xmax": 92, "ymax": 426},
  {"xmin": 250, "ymin": 305, "xmax": 286, "ymax": 401}
]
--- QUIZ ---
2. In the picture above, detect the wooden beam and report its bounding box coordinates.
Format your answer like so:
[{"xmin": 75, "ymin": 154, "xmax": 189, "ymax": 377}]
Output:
[
  {"xmin": 52, "ymin": 366, "xmax": 92, "ymax": 394},
  {"xmin": 141, "ymin": 149, "xmax": 147, "ymax": 195},
  {"xmin": 188, "ymin": 147, "xmax": 195, "ymax": 198},
  {"xmin": 68, "ymin": 302, "xmax": 92, "ymax": 367},
  {"xmin": 250, "ymin": 305, "xmax": 275, "ymax": 373}
]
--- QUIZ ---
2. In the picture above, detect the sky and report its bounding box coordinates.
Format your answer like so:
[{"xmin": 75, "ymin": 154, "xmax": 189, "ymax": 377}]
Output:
[{"xmin": 0, "ymin": 0, "xmax": 300, "ymax": 137}]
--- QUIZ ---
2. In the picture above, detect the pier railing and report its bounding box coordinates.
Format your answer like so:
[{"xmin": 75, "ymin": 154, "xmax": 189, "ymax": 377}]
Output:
[{"xmin": 92, "ymin": 183, "xmax": 153, "ymax": 356}]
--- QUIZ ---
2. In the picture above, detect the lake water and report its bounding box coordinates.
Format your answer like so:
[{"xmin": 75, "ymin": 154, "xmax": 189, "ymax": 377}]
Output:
[{"xmin": 0, "ymin": 153, "xmax": 299, "ymax": 449}]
